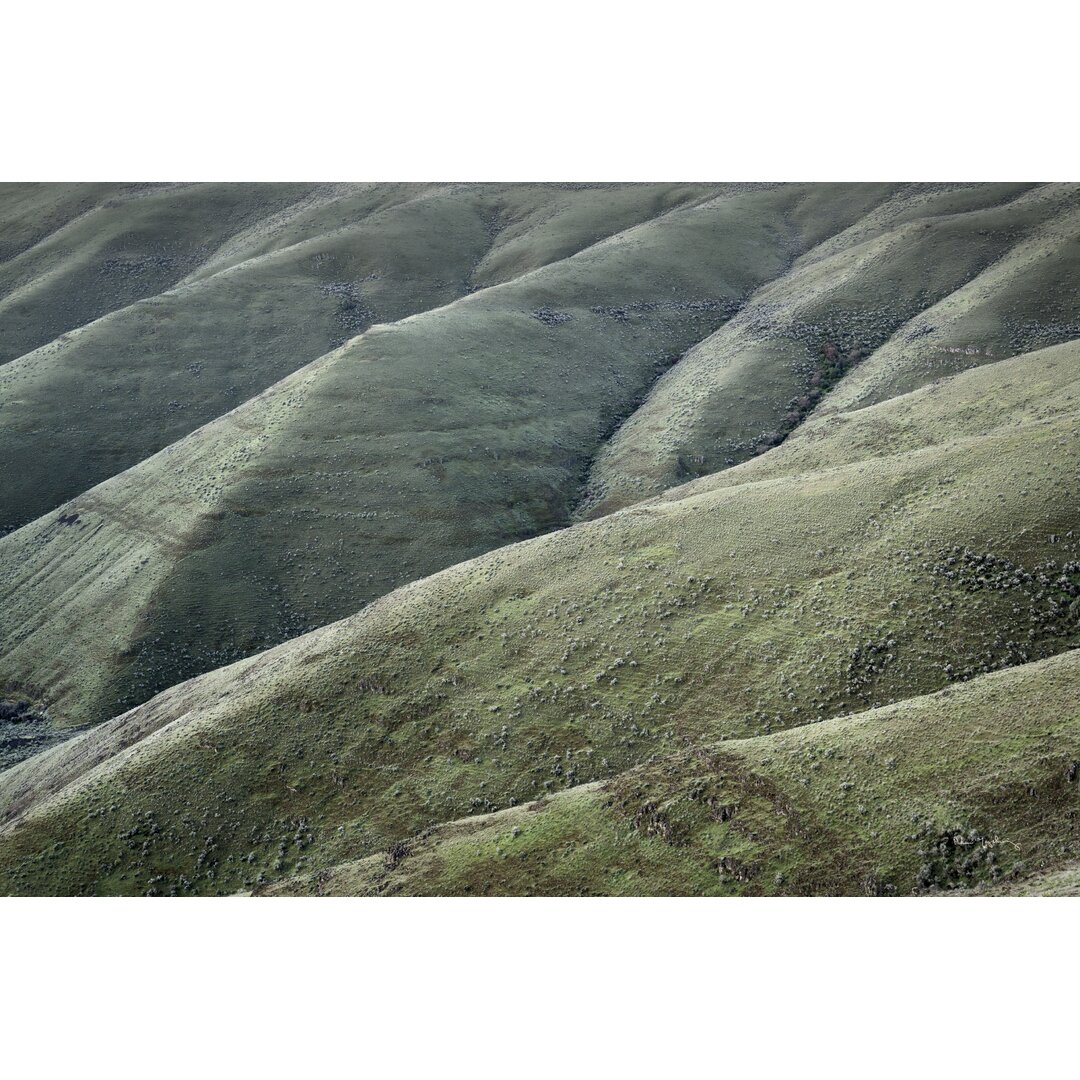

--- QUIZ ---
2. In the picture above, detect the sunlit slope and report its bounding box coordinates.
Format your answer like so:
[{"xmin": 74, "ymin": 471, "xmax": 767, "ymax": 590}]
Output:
[
  {"xmin": 578, "ymin": 183, "xmax": 1078, "ymax": 516},
  {"xmin": 0, "ymin": 183, "xmax": 734, "ymax": 535},
  {"xmin": 183, "ymin": 182, "xmax": 725, "ymax": 288},
  {"xmin": 0, "ymin": 183, "xmax": 323, "ymax": 367},
  {"xmin": 650, "ymin": 338, "xmax": 1080, "ymax": 500},
  {"xmin": 0, "ymin": 343, "xmax": 1076, "ymax": 894},
  {"xmin": 0, "ymin": 183, "xmax": 138, "ymax": 262},
  {"xmin": 0, "ymin": 184, "xmax": 477, "ymax": 533},
  {"xmin": 825, "ymin": 185, "xmax": 1080, "ymax": 410},
  {"xmin": 990, "ymin": 862, "xmax": 1080, "ymax": 896},
  {"xmin": 0, "ymin": 184, "xmax": 905, "ymax": 729},
  {"xmin": 265, "ymin": 648, "xmax": 1080, "ymax": 896}
]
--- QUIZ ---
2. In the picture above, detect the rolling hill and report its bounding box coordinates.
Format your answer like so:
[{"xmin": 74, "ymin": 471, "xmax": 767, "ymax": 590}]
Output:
[{"xmin": 0, "ymin": 182, "xmax": 1077, "ymax": 895}]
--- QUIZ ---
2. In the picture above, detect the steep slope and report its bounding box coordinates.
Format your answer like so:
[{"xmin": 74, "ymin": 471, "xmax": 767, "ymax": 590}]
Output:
[
  {"xmin": 578, "ymin": 183, "xmax": 1078, "ymax": 516},
  {"xmin": 0, "ymin": 183, "xmax": 909, "ymax": 733},
  {"xmin": 0, "ymin": 183, "xmax": 323, "ymax": 367},
  {"xmin": 824, "ymin": 186, "xmax": 1080, "ymax": 410},
  {"xmin": 0, "ymin": 183, "xmax": 726, "ymax": 535},
  {"xmin": 989, "ymin": 862, "xmax": 1080, "ymax": 896},
  {"xmin": 648, "ymin": 337, "xmax": 1080, "ymax": 500},
  {"xmin": 0, "ymin": 183, "xmax": 140, "ymax": 263},
  {"xmin": 1, "ymin": 341, "xmax": 1076, "ymax": 895},
  {"xmin": 264, "ymin": 648, "xmax": 1080, "ymax": 896}
]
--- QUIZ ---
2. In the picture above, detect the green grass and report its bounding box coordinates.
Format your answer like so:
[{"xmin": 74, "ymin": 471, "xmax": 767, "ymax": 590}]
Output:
[
  {"xmin": 2, "ymin": 183, "xmax": 1079, "ymax": 896},
  {"xmin": 4, "ymin": 183, "xmax": 1072, "ymax": 737},
  {"xmin": 2, "ymin": 182, "xmax": 742, "ymax": 535},
  {"xmin": 1, "ymin": 338, "xmax": 1078, "ymax": 894},
  {"xmin": 265, "ymin": 647, "xmax": 1080, "ymax": 896},
  {"xmin": 578, "ymin": 183, "xmax": 1077, "ymax": 516},
  {"xmin": 0, "ymin": 182, "xmax": 876, "ymax": 727},
  {"xmin": 0, "ymin": 183, "xmax": 322, "ymax": 369}
]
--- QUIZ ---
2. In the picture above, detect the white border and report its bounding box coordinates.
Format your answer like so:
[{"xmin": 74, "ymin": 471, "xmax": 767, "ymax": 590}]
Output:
[
  {"xmin": 4, "ymin": 1, "xmax": 1076, "ymax": 179},
  {"xmin": 6, "ymin": 898, "xmax": 1077, "ymax": 1074}
]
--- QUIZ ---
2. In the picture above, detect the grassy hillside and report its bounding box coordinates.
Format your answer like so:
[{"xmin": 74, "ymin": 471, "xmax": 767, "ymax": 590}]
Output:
[
  {"xmin": 264, "ymin": 648, "xmax": 1080, "ymax": 896},
  {"xmin": 650, "ymin": 337, "xmax": 1080, "ymax": 500},
  {"xmin": 0, "ymin": 183, "xmax": 727, "ymax": 535},
  {"xmin": 0, "ymin": 183, "xmax": 137, "ymax": 263},
  {"xmin": 0, "ymin": 183, "xmax": 914, "ymax": 732},
  {"xmin": 0, "ymin": 183, "xmax": 322, "ymax": 368},
  {"xmin": 1, "ymin": 340, "xmax": 1077, "ymax": 895},
  {"xmin": 825, "ymin": 184, "xmax": 1080, "ymax": 411},
  {"xmin": 6, "ymin": 183, "xmax": 1069, "ymax": 744},
  {"xmin": 578, "ymin": 183, "xmax": 1079, "ymax": 516},
  {"xmin": 2, "ymin": 182, "xmax": 1077, "ymax": 896},
  {"xmin": 990, "ymin": 862, "xmax": 1080, "ymax": 896}
]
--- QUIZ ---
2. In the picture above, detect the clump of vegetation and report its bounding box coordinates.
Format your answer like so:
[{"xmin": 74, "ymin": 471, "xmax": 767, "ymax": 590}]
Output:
[
  {"xmin": 531, "ymin": 307, "xmax": 573, "ymax": 326},
  {"xmin": 913, "ymin": 825, "xmax": 1000, "ymax": 891},
  {"xmin": 2, "ymin": 184, "xmax": 1080, "ymax": 896}
]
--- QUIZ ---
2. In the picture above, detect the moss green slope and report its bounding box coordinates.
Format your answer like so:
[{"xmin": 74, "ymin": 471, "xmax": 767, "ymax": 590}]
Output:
[
  {"xmin": 0, "ymin": 183, "xmax": 323, "ymax": 368},
  {"xmin": 1, "ymin": 183, "xmax": 733, "ymax": 535},
  {"xmin": 0, "ymin": 341, "xmax": 1076, "ymax": 894},
  {"xmin": 0, "ymin": 184, "xmax": 475, "ymax": 534},
  {"xmin": 824, "ymin": 184, "xmax": 1080, "ymax": 412},
  {"xmin": 0, "ymin": 184, "xmax": 900, "ymax": 731},
  {"xmin": 651, "ymin": 338, "xmax": 1080, "ymax": 501},
  {"xmin": 578, "ymin": 183, "xmax": 1078, "ymax": 516},
  {"xmin": 264, "ymin": 648, "xmax": 1080, "ymax": 896}
]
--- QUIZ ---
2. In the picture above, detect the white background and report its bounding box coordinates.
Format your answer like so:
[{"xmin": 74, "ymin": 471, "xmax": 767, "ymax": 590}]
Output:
[{"xmin": 3, "ymin": 1, "xmax": 1077, "ymax": 1075}]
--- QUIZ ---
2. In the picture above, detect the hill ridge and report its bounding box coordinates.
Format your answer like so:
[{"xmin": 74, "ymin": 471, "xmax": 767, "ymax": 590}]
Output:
[{"xmin": 1, "ymin": 333, "xmax": 1077, "ymax": 893}]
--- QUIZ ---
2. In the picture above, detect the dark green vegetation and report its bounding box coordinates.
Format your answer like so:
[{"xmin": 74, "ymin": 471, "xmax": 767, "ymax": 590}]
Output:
[
  {"xmin": 0, "ymin": 183, "xmax": 1078, "ymax": 895},
  {"xmin": 263, "ymin": 650, "xmax": 1080, "ymax": 896},
  {"xmin": 0, "ymin": 697, "xmax": 80, "ymax": 771},
  {"xmin": 0, "ymin": 181, "xmax": 724, "ymax": 534}
]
